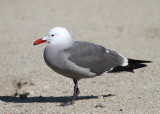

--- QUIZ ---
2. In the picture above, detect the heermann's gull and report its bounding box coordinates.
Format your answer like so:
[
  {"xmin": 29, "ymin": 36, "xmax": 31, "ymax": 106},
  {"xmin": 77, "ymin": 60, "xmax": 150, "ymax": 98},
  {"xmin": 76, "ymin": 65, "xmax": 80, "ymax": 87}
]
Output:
[{"xmin": 33, "ymin": 27, "xmax": 151, "ymax": 105}]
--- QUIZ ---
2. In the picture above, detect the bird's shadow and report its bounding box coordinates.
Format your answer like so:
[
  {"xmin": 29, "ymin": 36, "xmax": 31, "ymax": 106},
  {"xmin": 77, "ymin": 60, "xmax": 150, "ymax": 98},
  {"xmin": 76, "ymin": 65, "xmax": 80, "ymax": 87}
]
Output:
[{"xmin": 0, "ymin": 94, "xmax": 115, "ymax": 103}]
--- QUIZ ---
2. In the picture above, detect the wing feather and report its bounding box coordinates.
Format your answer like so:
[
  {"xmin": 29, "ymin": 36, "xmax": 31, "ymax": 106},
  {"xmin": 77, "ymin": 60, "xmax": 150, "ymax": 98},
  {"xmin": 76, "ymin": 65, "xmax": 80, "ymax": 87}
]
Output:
[{"xmin": 66, "ymin": 41, "xmax": 126, "ymax": 75}]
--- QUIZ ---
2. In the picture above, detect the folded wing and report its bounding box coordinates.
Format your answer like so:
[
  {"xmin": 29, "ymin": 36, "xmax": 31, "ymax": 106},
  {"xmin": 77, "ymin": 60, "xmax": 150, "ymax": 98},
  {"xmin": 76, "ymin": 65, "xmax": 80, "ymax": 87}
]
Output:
[{"xmin": 66, "ymin": 41, "xmax": 127, "ymax": 75}]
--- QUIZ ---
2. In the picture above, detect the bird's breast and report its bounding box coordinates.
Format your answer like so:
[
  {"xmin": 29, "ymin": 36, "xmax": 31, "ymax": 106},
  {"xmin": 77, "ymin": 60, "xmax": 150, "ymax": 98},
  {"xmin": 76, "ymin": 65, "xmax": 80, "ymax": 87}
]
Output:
[
  {"xmin": 44, "ymin": 46, "xmax": 66, "ymax": 70},
  {"xmin": 43, "ymin": 45, "xmax": 96, "ymax": 79}
]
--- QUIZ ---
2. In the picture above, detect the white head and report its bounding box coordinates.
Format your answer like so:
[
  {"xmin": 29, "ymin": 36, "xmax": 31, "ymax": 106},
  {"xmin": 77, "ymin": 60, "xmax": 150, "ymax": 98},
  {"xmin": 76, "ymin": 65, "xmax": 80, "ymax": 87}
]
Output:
[{"xmin": 34, "ymin": 27, "xmax": 73, "ymax": 48}]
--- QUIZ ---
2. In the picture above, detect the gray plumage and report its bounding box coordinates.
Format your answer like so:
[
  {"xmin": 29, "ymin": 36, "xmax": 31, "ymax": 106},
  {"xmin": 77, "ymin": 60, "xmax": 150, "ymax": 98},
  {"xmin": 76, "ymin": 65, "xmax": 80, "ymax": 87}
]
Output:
[
  {"xmin": 67, "ymin": 41, "xmax": 125, "ymax": 75},
  {"xmin": 44, "ymin": 41, "xmax": 126, "ymax": 79}
]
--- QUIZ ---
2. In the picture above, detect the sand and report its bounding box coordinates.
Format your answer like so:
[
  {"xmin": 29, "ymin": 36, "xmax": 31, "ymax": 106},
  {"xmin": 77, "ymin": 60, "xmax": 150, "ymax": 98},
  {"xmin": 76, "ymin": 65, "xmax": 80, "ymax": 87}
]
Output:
[{"xmin": 0, "ymin": 0, "xmax": 160, "ymax": 113}]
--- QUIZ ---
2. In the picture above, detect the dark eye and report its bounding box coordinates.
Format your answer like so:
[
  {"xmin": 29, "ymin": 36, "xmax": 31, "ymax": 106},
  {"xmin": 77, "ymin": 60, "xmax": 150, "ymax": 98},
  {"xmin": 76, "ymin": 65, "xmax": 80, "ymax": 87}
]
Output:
[{"xmin": 51, "ymin": 34, "xmax": 54, "ymax": 37}]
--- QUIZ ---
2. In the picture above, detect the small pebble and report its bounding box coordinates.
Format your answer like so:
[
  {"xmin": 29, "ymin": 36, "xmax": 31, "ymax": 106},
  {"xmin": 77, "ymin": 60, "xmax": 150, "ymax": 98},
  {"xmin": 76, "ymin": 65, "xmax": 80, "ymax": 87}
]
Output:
[
  {"xmin": 95, "ymin": 103, "xmax": 106, "ymax": 108},
  {"xmin": 98, "ymin": 95, "xmax": 103, "ymax": 99}
]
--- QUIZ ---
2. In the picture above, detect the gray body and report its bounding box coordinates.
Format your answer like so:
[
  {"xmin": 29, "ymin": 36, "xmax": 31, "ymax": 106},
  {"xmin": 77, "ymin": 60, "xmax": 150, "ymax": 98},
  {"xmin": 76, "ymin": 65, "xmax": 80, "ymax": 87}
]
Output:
[{"xmin": 44, "ymin": 41, "xmax": 126, "ymax": 80}]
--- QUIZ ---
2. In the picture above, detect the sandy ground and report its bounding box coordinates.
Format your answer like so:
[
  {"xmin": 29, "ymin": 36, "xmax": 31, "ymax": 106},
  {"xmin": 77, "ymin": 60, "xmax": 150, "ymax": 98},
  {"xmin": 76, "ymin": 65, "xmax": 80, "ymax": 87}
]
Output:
[{"xmin": 0, "ymin": 0, "xmax": 160, "ymax": 113}]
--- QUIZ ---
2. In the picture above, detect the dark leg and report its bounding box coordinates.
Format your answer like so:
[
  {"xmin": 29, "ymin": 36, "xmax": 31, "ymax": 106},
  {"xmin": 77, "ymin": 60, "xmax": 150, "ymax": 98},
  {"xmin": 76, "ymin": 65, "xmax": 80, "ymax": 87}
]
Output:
[
  {"xmin": 61, "ymin": 79, "xmax": 80, "ymax": 106},
  {"xmin": 72, "ymin": 79, "xmax": 80, "ymax": 103}
]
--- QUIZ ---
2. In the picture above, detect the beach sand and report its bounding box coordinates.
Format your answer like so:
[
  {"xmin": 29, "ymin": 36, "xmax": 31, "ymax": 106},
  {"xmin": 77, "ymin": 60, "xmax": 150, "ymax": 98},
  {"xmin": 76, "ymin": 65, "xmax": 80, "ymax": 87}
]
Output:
[{"xmin": 0, "ymin": 0, "xmax": 160, "ymax": 113}]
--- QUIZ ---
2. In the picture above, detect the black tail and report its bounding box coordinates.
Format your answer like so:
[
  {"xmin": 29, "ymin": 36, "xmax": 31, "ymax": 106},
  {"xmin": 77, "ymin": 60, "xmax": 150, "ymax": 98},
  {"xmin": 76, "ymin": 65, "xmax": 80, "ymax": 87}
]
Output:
[
  {"xmin": 109, "ymin": 58, "xmax": 152, "ymax": 73},
  {"xmin": 127, "ymin": 59, "xmax": 152, "ymax": 64}
]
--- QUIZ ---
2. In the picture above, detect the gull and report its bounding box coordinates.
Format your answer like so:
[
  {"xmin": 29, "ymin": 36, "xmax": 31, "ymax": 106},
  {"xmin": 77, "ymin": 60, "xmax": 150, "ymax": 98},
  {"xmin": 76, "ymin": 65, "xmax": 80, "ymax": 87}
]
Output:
[{"xmin": 33, "ymin": 27, "xmax": 151, "ymax": 105}]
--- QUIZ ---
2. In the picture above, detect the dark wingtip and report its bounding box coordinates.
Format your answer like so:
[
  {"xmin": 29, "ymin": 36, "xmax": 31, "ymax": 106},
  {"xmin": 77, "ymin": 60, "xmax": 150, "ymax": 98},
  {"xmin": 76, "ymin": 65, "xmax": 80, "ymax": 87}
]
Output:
[
  {"xmin": 128, "ymin": 58, "xmax": 152, "ymax": 63},
  {"xmin": 148, "ymin": 61, "xmax": 152, "ymax": 63}
]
